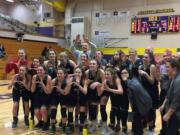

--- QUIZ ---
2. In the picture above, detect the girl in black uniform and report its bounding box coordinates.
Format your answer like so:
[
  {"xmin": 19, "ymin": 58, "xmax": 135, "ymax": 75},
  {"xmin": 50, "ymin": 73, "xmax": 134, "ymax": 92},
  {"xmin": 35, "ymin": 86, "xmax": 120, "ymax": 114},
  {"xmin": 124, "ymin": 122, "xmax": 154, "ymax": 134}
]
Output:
[
  {"xmin": 75, "ymin": 53, "xmax": 89, "ymax": 126},
  {"xmin": 65, "ymin": 67, "xmax": 88, "ymax": 133},
  {"xmin": 58, "ymin": 52, "xmax": 77, "ymax": 75},
  {"xmin": 85, "ymin": 59, "xmax": 105, "ymax": 133},
  {"xmin": 44, "ymin": 50, "xmax": 59, "ymax": 128},
  {"xmin": 94, "ymin": 50, "xmax": 109, "ymax": 131},
  {"xmin": 8, "ymin": 66, "xmax": 31, "ymax": 128},
  {"xmin": 44, "ymin": 49, "xmax": 59, "ymax": 69},
  {"xmin": 102, "ymin": 68, "xmax": 123, "ymax": 135},
  {"xmin": 28, "ymin": 58, "xmax": 40, "ymax": 122},
  {"xmin": 31, "ymin": 65, "xmax": 52, "ymax": 132},
  {"xmin": 46, "ymin": 60, "xmax": 57, "ymax": 79},
  {"xmin": 78, "ymin": 53, "xmax": 89, "ymax": 73},
  {"xmin": 58, "ymin": 52, "xmax": 77, "ymax": 127},
  {"xmin": 108, "ymin": 50, "xmax": 129, "ymax": 133},
  {"xmin": 138, "ymin": 53, "xmax": 158, "ymax": 134},
  {"xmin": 49, "ymin": 68, "xmax": 68, "ymax": 134},
  {"xmin": 108, "ymin": 50, "xmax": 126, "ymax": 73}
]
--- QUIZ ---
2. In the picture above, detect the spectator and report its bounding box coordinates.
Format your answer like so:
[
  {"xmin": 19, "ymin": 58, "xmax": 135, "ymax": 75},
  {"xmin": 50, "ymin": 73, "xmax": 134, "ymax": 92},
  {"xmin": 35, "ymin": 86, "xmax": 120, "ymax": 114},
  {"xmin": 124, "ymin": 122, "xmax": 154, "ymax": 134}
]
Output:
[
  {"xmin": 0, "ymin": 43, "xmax": 6, "ymax": 58},
  {"xmin": 4, "ymin": 48, "xmax": 29, "ymax": 79},
  {"xmin": 41, "ymin": 47, "xmax": 49, "ymax": 60},
  {"xmin": 70, "ymin": 34, "xmax": 97, "ymax": 64}
]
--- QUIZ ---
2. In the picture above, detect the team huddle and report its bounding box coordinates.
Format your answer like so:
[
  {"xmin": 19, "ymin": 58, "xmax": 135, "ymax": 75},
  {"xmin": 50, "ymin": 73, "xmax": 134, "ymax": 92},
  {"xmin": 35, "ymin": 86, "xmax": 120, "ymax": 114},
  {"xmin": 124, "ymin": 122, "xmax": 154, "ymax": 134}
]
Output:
[{"xmin": 6, "ymin": 40, "xmax": 180, "ymax": 135}]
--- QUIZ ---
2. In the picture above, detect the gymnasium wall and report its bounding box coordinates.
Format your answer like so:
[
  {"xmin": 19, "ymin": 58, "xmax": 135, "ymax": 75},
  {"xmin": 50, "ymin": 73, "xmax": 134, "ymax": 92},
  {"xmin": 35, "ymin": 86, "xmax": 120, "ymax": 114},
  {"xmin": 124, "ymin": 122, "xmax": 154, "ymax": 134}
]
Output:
[
  {"xmin": 67, "ymin": 0, "xmax": 180, "ymax": 48},
  {"xmin": 99, "ymin": 47, "xmax": 177, "ymax": 62},
  {"xmin": 0, "ymin": 2, "xmax": 8, "ymax": 15},
  {"xmin": 0, "ymin": 2, "xmax": 54, "ymax": 26}
]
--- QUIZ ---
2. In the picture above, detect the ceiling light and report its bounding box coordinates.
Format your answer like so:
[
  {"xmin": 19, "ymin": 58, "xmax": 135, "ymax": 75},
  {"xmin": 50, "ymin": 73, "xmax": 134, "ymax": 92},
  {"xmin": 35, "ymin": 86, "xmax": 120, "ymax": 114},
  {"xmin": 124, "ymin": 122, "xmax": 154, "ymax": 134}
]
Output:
[{"xmin": 5, "ymin": 0, "xmax": 15, "ymax": 2}]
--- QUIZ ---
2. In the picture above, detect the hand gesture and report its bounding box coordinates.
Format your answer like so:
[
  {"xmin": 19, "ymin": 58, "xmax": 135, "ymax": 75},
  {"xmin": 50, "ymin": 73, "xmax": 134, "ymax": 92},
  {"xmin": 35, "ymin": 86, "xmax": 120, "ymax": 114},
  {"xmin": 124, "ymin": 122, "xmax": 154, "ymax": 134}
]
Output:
[
  {"xmin": 138, "ymin": 69, "xmax": 146, "ymax": 76},
  {"xmin": 90, "ymin": 82, "xmax": 100, "ymax": 89},
  {"xmin": 163, "ymin": 113, "xmax": 170, "ymax": 122},
  {"xmin": 104, "ymin": 83, "xmax": 110, "ymax": 91},
  {"xmin": 159, "ymin": 105, "xmax": 165, "ymax": 113}
]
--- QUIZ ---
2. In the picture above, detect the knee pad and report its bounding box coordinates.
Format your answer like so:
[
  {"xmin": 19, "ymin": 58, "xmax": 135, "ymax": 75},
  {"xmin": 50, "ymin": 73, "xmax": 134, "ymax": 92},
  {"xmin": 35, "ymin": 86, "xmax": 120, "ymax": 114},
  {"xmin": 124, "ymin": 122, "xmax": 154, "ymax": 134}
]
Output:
[
  {"xmin": 61, "ymin": 108, "xmax": 67, "ymax": 118},
  {"xmin": 50, "ymin": 108, "xmax": 57, "ymax": 120},
  {"xmin": 89, "ymin": 105, "xmax": 97, "ymax": 120},
  {"xmin": 68, "ymin": 112, "xmax": 73, "ymax": 124},
  {"xmin": 80, "ymin": 112, "xmax": 86, "ymax": 124},
  {"xmin": 100, "ymin": 105, "xmax": 107, "ymax": 122}
]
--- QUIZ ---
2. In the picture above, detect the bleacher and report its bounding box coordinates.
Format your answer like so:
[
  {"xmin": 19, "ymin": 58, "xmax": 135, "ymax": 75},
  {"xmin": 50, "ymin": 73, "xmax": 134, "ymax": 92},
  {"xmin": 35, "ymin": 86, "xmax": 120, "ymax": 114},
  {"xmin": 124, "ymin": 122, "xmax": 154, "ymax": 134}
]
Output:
[
  {"xmin": 0, "ymin": 37, "xmax": 75, "ymax": 80},
  {"xmin": 0, "ymin": 13, "xmax": 37, "ymax": 34}
]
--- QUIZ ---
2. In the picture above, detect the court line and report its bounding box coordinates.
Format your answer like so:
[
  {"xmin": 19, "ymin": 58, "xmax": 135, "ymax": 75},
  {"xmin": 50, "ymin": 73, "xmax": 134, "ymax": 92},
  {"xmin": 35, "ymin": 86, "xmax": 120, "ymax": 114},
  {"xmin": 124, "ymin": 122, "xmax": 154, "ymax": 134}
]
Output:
[
  {"xmin": 0, "ymin": 83, "xmax": 9, "ymax": 86},
  {"xmin": 20, "ymin": 130, "xmax": 37, "ymax": 135},
  {"xmin": 0, "ymin": 99, "xmax": 12, "ymax": 103}
]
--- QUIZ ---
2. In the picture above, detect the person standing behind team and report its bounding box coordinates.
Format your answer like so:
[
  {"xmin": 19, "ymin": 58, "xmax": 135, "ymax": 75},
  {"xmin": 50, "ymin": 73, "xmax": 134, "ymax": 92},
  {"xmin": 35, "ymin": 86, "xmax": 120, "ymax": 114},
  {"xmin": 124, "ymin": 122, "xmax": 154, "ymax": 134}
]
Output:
[
  {"xmin": 4, "ymin": 48, "xmax": 29, "ymax": 79},
  {"xmin": 95, "ymin": 50, "xmax": 107, "ymax": 70},
  {"xmin": 127, "ymin": 48, "xmax": 142, "ymax": 79},
  {"xmin": 31, "ymin": 65, "xmax": 52, "ymax": 132},
  {"xmin": 71, "ymin": 35, "xmax": 97, "ymax": 64},
  {"xmin": 8, "ymin": 66, "xmax": 31, "ymax": 128}
]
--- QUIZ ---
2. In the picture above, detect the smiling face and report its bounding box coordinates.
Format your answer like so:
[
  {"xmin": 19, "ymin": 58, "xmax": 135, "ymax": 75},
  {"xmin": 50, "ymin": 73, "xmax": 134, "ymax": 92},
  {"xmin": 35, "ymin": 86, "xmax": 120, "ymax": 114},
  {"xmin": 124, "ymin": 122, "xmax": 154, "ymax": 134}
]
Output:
[
  {"xmin": 19, "ymin": 66, "xmax": 26, "ymax": 77},
  {"xmin": 114, "ymin": 51, "xmax": 120, "ymax": 60},
  {"xmin": 163, "ymin": 51, "xmax": 172, "ymax": 62},
  {"xmin": 49, "ymin": 50, "xmax": 56, "ymax": 61},
  {"xmin": 129, "ymin": 49, "xmax": 136, "ymax": 59},
  {"xmin": 95, "ymin": 51, "xmax": 103, "ymax": 60},
  {"xmin": 143, "ymin": 53, "xmax": 150, "ymax": 65},
  {"xmin": 18, "ymin": 49, "xmax": 26, "ymax": 60},
  {"xmin": 80, "ymin": 53, "xmax": 88, "ymax": 63},
  {"xmin": 57, "ymin": 69, "xmax": 65, "ymax": 80},
  {"xmin": 37, "ymin": 66, "xmax": 45, "ymax": 77},
  {"xmin": 33, "ymin": 58, "xmax": 40, "ymax": 68},
  {"xmin": 75, "ymin": 68, "xmax": 82, "ymax": 77},
  {"xmin": 105, "ymin": 70, "xmax": 112, "ymax": 81},
  {"xmin": 89, "ymin": 60, "xmax": 98, "ymax": 71},
  {"xmin": 59, "ymin": 52, "xmax": 68, "ymax": 63},
  {"xmin": 120, "ymin": 69, "xmax": 129, "ymax": 80},
  {"xmin": 81, "ymin": 42, "xmax": 89, "ymax": 52}
]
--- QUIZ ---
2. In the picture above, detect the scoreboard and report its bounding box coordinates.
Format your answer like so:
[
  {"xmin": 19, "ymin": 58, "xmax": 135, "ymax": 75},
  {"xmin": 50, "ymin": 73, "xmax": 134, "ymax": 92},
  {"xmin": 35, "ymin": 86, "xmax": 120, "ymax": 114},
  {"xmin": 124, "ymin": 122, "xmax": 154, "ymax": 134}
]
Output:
[
  {"xmin": 169, "ymin": 16, "xmax": 180, "ymax": 32},
  {"xmin": 131, "ymin": 17, "xmax": 141, "ymax": 33},
  {"xmin": 131, "ymin": 15, "xmax": 180, "ymax": 34},
  {"xmin": 158, "ymin": 16, "xmax": 168, "ymax": 33}
]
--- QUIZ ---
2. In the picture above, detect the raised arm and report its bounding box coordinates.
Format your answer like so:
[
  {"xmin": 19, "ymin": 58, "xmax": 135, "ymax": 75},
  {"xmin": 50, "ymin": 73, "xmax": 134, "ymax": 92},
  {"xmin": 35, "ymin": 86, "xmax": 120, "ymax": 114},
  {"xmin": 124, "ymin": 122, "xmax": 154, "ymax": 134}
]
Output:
[{"xmin": 89, "ymin": 41, "xmax": 97, "ymax": 58}]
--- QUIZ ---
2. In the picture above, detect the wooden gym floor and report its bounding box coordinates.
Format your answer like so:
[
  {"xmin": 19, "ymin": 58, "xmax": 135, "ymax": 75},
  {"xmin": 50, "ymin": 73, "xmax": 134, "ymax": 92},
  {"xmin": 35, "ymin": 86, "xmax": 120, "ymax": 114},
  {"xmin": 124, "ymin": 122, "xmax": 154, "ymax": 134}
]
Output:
[{"xmin": 0, "ymin": 80, "xmax": 160, "ymax": 135}]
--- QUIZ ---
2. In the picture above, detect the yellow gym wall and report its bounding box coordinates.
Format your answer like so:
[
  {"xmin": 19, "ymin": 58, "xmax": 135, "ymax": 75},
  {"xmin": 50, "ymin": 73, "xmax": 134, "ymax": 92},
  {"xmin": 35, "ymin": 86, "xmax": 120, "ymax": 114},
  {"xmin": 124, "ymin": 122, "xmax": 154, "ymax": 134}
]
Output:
[{"xmin": 99, "ymin": 48, "xmax": 177, "ymax": 55}]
